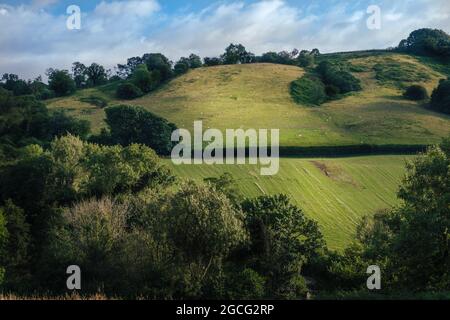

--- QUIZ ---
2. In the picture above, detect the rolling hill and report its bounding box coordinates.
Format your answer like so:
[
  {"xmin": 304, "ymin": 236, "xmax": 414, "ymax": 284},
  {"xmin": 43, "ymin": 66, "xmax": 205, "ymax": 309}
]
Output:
[
  {"xmin": 47, "ymin": 52, "xmax": 450, "ymax": 147},
  {"xmin": 45, "ymin": 51, "xmax": 450, "ymax": 249}
]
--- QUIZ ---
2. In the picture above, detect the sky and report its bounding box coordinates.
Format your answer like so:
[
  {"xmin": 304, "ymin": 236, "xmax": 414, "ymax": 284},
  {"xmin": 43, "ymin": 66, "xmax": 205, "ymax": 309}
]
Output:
[{"xmin": 0, "ymin": 0, "xmax": 449, "ymax": 79}]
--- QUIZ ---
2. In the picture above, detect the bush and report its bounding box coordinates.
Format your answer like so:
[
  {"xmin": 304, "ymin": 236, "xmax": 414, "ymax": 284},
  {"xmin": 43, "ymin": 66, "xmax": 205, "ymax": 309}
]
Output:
[
  {"xmin": 103, "ymin": 105, "xmax": 177, "ymax": 155},
  {"xmin": 0, "ymin": 201, "xmax": 31, "ymax": 291},
  {"xmin": 36, "ymin": 88, "xmax": 55, "ymax": 100},
  {"xmin": 174, "ymin": 60, "xmax": 190, "ymax": 76},
  {"xmin": 204, "ymin": 57, "xmax": 222, "ymax": 67},
  {"xmin": 131, "ymin": 64, "xmax": 155, "ymax": 93},
  {"xmin": 242, "ymin": 194, "xmax": 324, "ymax": 298},
  {"xmin": 291, "ymin": 75, "xmax": 327, "ymax": 106},
  {"xmin": 47, "ymin": 70, "xmax": 76, "ymax": 97},
  {"xmin": 116, "ymin": 82, "xmax": 143, "ymax": 100},
  {"xmin": 298, "ymin": 53, "xmax": 314, "ymax": 68},
  {"xmin": 325, "ymin": 84, "xmax": 340, "ymax": 97},
  {"xmin": 316, "ymin": 61, "xmax": 362, "ymax": 94},
  {"xmin": 403, "ymin": 85, "xmax": 428, "ymax": 100},
  {"xmin": 430, "ymin": 80, "xmax": 450, "ymax": 114}
]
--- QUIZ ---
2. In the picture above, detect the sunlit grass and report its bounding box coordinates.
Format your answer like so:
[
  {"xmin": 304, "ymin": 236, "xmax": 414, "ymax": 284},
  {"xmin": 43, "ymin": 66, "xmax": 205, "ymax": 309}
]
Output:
[
  {"xmin": 166, "ymin": 155, "xmax": 411, "ymax": 250},
  {"xmin": 47, "ymin": 56, "xmax": 450, "ymax": 146}
]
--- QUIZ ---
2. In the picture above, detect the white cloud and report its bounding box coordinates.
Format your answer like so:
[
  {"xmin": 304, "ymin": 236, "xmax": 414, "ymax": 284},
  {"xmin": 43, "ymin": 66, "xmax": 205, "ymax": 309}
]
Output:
[
  {"xmin": 94, "ymin": 0, "xmax": 160, "ymax": 17},
  {"xmin": 32, "ymin": 0, "xmax": 59, "ymax": 8}
]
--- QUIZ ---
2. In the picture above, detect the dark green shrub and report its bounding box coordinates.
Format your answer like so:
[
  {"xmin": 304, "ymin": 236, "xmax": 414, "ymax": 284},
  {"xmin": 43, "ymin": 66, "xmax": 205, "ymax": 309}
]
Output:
[
  {"xmin": 204, "ymin": 57, "xmax": 222, "ymax": 66},
  {"xmin": 47, "ymin": 70, "xmax": 76, "ymax": 97},
  {"xmin": 403, "ymin": 85, "xmax": 428, "ymax": 100},
  {"xmin": 291, "ymin": 75, "xmax": 327, "ymax": 106},
  {"xmin": 174, "ymin": 60, "xmax": 190, "ymax": 76},
  {"xmin": 298, "ymin": 53, "xmax": 314, "ymax": 68},
  {"xmin": 316, "ymin": 61, "xmax": 361, "ymax": 94},
  {"xmin": 430, "ymin": 79, "xmax": 450, "ymax": 114},
  {"xmin": 325, "ymin": 84, "xmax": 340, "ymax": 97},
  {"xmin": 116, "ymin": 82, "xmax": 143, "ymax": 100},
  {"xmin": 103, "ymin": 104, "xmax": 177, "ymax": 155},
  {"xmin": 131, "ymin": 64, "xmax": 156, "ymax": 93}
]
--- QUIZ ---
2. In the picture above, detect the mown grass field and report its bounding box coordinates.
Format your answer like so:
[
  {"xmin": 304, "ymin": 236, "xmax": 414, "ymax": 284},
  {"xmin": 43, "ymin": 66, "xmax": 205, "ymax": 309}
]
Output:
[
  {"xmin": 166, "ymin": 155, "xmax": 412, "ymax": 250},
  {"xmin": 47, "ymin": 53, "xmax": 450, "ymax": 147}
]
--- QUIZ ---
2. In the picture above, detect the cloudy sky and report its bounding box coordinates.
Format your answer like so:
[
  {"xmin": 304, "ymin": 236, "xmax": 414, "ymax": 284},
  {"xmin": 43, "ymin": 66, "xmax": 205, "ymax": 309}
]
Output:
[{"xmin": 0, "ymin": 0, "xmax": 449, "ymax": 80}]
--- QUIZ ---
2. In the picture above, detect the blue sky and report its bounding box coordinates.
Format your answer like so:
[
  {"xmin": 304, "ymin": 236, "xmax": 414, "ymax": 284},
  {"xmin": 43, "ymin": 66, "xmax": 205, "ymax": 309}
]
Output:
[{"xmin": 0, "ymin": 0, "xmax": 449, "ymax": 79}]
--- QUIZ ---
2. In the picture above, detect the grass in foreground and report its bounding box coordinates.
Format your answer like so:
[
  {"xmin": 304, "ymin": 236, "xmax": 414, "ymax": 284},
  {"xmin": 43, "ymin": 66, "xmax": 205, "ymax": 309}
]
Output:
[{"xmin": 166, "ymin": 155, "xmax": 411, "ymax": 250}]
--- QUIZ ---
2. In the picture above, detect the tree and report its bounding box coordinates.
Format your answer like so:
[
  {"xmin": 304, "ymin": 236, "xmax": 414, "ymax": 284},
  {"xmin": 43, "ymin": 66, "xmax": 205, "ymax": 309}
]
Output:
[
  {"xmin": 72, "ymin": 62, "xmax": 87, "ymax": 88},
  {"xmin": 398, "ymin": 28, "xmax": 450, "ymax": 57},
  {"xmin": 188, "ymin": 54, "xmax": 202, "ymax": 68},
  {"xmin": 85, "ymin": 63, "xmax": 108, "ymax": 87},
  {"xmin": 131, "ymin": 64, "xmax": 155, "ymax": 93},
  {"xmin": 204, "ymin": 57, "xmax": 222, "ymax": 67},
  {"xmin": 430, "ymin": 79, "xmax": 450, "ymax": 114},
  {"xmin": 0, "ymin": 201, "xmax": 31, "ymax": 290},
  {"xmin": 45, "ymin": 110, "xmax": 91, "ymax": 140},
  {"xmin": 46, "ymin": 197, "xmax": 132, "ymax": 294},
  {"xmin": 116, "ymin": 82, "xmax": 143, "ymax": 100},
  {"xmin": 1, "ymin": 74, "xmax": 32, "ymax": 96},
  {"xmin": 142, "ymin": 53, "xmax": 173, "ymax": 82},
  {"xmin": 117, "ymin": 56, "xmax": 144, "ymax": 79},
  {"xmin": 260, "ymin": 52, "xmax": 279, "ymax": 64},
  {"xmin": 259, "ymin": 51, "xmax": 297, "ymax": 65},
  {"xmin": 222, "ymin": 44, "xmax": 255, "ymax": 64},
  {"xmin": 297, "ymin": 51, "xmax": 315, "ymax": 67},
  {"xmin": 43, "ymin": 180, "xmax": 245, "ymax": 298},
  {"xmin": 0, "ymin": 91, "xmax": 88, "ymax": 144},
  {"xmin": 47, "ymin": 69, "xmax": 76, "ymax": 96},
  {"xmin": 174, "ymin": 58, "xmax": 190, "ymax": 76},
  {"xmin": 242, "ymin": 195, "xmax": 324, "ymax": 298},
  {"xmin": 163, "ymin": 182, "xmax": 247, "ymax": 297},
  {"xmin": 316, "ymin": 61, "xmax": 361, "ymax": 94},
  {"xmin": 403, "ymin": 85, "xmax": 428, "ymax": 100},
  {"xmin": 103, "ymin": 105, "xmax": 177, "ymax": 155},
  {"xmin": 167, "ymin": 182, "xmax": 246, "ymax": 263}
]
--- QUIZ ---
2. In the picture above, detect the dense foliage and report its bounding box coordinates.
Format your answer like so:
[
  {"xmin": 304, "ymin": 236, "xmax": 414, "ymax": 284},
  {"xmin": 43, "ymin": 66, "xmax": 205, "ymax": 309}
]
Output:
[
  {"xmin": 315, "ymin": 61, "xmax": 362, "ymax": 94},
  {"xmin": 290, "ymin": 74, "xmax": 327, "ymax": 106},
  {"xmin": 94, "ymin": 105, "xmax": 177, "ymax": 156},
  {"xmin": 116, "ymin": 82, "xmax": 143, "ymax": 100},
  {"xmin": 403, "ymin": 85, "xmax": 428, "ymax": 101},
  {"xmin": 398, "ymin": 28, "xmax": 450, "ymax": 59},
  {"xmin": 0, "ymin": 88, "xmax": 90, "ymax": 151},
  {"xmin": 430, "ymin": 79, "xmax": 450, "ymax": 114},
  {"xmin": 47, "ymin": 69, "xmax": 76, "ymax": 97}
]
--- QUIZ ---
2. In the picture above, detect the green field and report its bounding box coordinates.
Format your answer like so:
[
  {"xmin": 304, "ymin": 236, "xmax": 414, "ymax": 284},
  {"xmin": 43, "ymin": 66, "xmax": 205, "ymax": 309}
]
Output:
[
  {"xmin": 47, "ymin": 53, "xmax": 450, "ymax": 147},
  {"xmin": 166, "ymin": 155, "xmax": 411, "ymax": 250}
]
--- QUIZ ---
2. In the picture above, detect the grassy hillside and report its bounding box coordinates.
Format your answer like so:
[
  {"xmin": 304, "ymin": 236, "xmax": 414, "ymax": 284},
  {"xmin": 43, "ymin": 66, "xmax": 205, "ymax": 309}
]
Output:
[
  {"xmin": 166, "ymin": 155, "xmax": 411, "ymax": 250},
  {"xmin": 44, "ymin": 52, "xmax": 447, "ymax": 249},
  {"xmin": 47, "ymin": 53, "xmax": 450, "ymax": 147}
]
